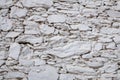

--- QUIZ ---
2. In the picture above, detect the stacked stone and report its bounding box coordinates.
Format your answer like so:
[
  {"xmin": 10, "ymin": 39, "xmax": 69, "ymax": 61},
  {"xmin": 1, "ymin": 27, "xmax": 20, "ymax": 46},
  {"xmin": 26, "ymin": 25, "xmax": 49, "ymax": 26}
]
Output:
[{"xmin": 0, "ymin": 0, "xmax": 120, "ymax": 80}]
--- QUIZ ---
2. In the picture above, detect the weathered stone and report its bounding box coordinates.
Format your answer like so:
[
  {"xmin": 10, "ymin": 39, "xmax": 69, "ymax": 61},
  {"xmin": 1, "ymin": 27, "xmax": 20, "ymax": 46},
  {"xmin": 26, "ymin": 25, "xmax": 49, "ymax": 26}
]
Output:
[
  {"xmin": 0, "ymin": 51, "xmax": 8, "ymax": 60},
  {"xmin": 59, "ymin": 74, "xmax": 75, "ymax": 80},
  {"xmin": 9, "ymin": 43, "xmax": 21, "ymax": 60},
  {"xmin": 5, "ymin": 32, "xmax": 21, "ymax": 38},
  {"xmin": 106, "ymin": 42, "xmax": 116, "ymax": 49},
  {"xmin": 107, "ymin": 10, "xmax": 120, "ymax": 18},
  {"xmin": 28, "ymin": 65, "xmax": 58, "ymax": 80},
  {"xmin": 47, "ymin": 15, "xmax": 66, "ymax": 23},
  {"xmin": 70, "ymin": 24, "xmax": 91, "ymax": 31},
  {"xmin": 10, "ymin": 7, "xmax": 27, "ymax": 18},
  {"xmin": 21, "ymin": 0, "xmax": 53, "ymax": 8},
  {"xmin": 0, "ymin": 16, "xmax": 13, "ymax": 31},
  {"xmin": 113, "ymin": 35, "xmax": 120, "ymax": 44},
  {"xmin": 66, "ymin": 65, "xmax": 95, "ymax": 73},
  {"xmin": 94, "ymin": 43, "xmax": 103, "ymax": 51},
  {"xmin": 39, "ymin": 24, "xmax": 55, "ymax": 35},
  {"xmin": 46, "ymin": 41, "xmax": 91, "ymax": 58},
  {"xmin": 0, "ymin": 0, "xmax": 13, "ymax": 8},
  {"xmin": 0, "ymin": 60, "xmax": 5, "ymax": 66},
  {"xmin": 86, "ymin": 61, "xmax": 103, "ymax": 68},
  {"xmin": 4, "ymin": 71, "xmax": 25, "ymax": 79}
]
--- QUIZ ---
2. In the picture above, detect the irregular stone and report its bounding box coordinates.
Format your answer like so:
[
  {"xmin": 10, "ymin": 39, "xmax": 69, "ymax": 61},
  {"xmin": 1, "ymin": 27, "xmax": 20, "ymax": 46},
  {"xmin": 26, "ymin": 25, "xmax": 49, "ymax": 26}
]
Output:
[
  {"xmin": 59, "ymin": 74, "xmax": 75, "ymax": 80},
  {"xmin": 86, "ymin": 61, "xmax": 103, "ymax": 68},
  {"xmin": 28, "ymin": 65, "xmax": 58, "ymax": 80},
  {"xmin": 0, "ymin": 16, "xmax": 13, "ymax": 31},
  {"xmin": 70, "ymin": 24, "xmax": 91, "ymax": 31},
  {"xmin": 16, "ymin": 35, "xmax": 43, "ymax": 45},
  {"xmin": 46, "ymin": 41, "xmax": 91, "ymax": 58},
  {"xmin": 106, "ymin": 42, "xmax": 116, "ymax": 49},
  {"xmin": 113, "ymin": 35, "xmax": 120, "ymax": 44},
  {"xmin": 4, "ymin": 71, "xmax": 25, "ymax": 79},
  {"xmin": 98, "ymin": 37, "xmax": 112, "ymax": 43},
  {"xmin": 100, "ymin": 27, "xmax": 120, "ymax": 34},
  {"xmin": 66, "ymin": 65, "xmax": 95, "ymax": 74},
  {"xmin": 27, "ymin": 15, "xmax": 46, "ymax": 22},
  {"xmin": 21, "ymin": 0, "xmax": 53, "ymax": 8},
  {"xmin": 47, "ymin": 15, "xmax": 66, "ymax": 23},
  {"xmin": 39, "ymin": 24, "xmax": 55, "ymax": 35},
  {"xmin": 107, "ymin": 10, "xmax": 120, "ymax": 18},
  {"xmin": 10, "ymin": 7, "xmax": 27, "ymax": 18},
  {"xmin": 19, "ymin": 59, "xmax": 34, "ymax": 66},
  {"xmin": 34, "ymin": 59, "xmax": 46, "ymax": 66},
  {"xmin": 9, "ymin": 43, "xmax": 21, "ymax": 60},
  {"xmin": 0, "ymin": 51, "xmax": 8, "ymax": 60},
  {"xmin": 94, "ymin": 43, "xmax": 103, "ymax": 51},
  {"xmin": 5, "ymin": 32, "xmax": 21, "ymax": 38},
  {"xmin": 0, "ymin": 0, "xmax": 13, "ymax": 8}
]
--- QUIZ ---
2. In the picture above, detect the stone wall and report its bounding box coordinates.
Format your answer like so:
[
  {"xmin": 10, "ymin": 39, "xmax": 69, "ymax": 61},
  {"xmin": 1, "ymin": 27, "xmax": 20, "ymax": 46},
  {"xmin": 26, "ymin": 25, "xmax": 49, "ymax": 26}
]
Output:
[{"xmin": 0, "ymin": 0, "xmax": 120, "ymax": 80}]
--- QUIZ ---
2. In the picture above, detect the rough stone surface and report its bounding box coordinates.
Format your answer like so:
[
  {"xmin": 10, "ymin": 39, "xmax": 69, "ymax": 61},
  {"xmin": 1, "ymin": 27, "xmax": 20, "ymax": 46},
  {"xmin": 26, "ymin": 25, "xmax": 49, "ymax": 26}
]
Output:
[{"xmin": 0, "ymin": 0, "xmax": 120, "ymax": 80}]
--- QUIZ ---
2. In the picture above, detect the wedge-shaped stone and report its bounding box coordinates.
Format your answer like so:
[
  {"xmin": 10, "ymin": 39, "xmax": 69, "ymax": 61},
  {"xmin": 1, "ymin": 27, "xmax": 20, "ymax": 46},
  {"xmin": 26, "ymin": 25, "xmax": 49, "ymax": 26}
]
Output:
[
  {"xmin": 0, "ymin": 0, "xmax": 13, "ymax": 8},
  {"xmin": 9, "ymin": 43, "xmax": 21, "ymax": 60}
]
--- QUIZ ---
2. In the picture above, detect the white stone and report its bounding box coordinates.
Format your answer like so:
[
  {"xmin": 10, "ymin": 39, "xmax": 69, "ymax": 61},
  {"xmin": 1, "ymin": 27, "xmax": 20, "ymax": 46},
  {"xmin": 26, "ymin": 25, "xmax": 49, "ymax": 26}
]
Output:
[
  {"xmin": 113, "ymin": 35, "xmax": 120, "ymax": 44},
  {"xmin": 10, "ymin": 7, "xmax": 27, "ymax": 18},
  {"xmin": 0, "ymin": 60, "xmax": 5, "ymax": 66},
  {"xmin": 59, "ymin": 74, "xmax": 75, "ymax": 80},
  {"xmin": 107, "ymin": 10, "xmax": 120, "ymax": 18},
  {"xmin": 47, "ymin": 15, "xmax": 66, "ymax": 23},
  {"xmin": 16, "ymin": 35, "xmax": 43, "ymax": 45},
  {"xmin": 82, "ymin": 54, "xmax": 93, "ymax": 59},
  {"xmin": 21, "ymin": 0, "xmax": 53, "ymax": 8},
  {"xmin": 46, "ymin": 41, "xmax": 91, "ymax": 58},
  {"xmin": 86, "ymin": 61, "xmax": 103, "ymax": 68},
  {"xmin": 0, "ymin": 0, "xmax": 13, "ymax": 8},
  {"xmin": 39, "ymin": 24, "xmax": 54, "ymax": 35},
  {"xmin": 70, "ymin": 24, "xmax": 91, "ymax": 31},
  {"xmin": 94, "ymin": 43, "xmax": 103, "ymax": 51},
  {"xmin": 34, "ymin": 59, "xmax": 46, "ymax": 66},
  {"xmin": 4, "ymin": 71, "xmax": 25, "ymax": 79},
  {"xmin": 27, "ymin": 15, "xmax": 46, "ymax": 22},
  {"xmin": 98, "ymin": 37, "xmax": 112, "ymax": 43},
  {"xmin": 106, "ymin": 42, "xmax": 116, "ymax": 49},
  {"xmin": 28, "ymin": 65, "xmax": 58, "ymax": 80},
  {"xmin": 0, "ymin": 51, "xmax": 8, "ymax": 60},
  {"xmin": 19, "ymin": 59, "xmax": 34, "ymax": 66},
  {"xmin": 66, "ymin": 65, "xmax": 95, "ymax": 73},
  {"xmin": 100, "ymin": 27, "xmax": 120, "ymax": 34},
  {"xmin": 9, "ymin": 43, "xmax": 21, "ymax": 60},
  {"xmin": 5, "ymin": 32, "xmax": 21, "ymax": 38},
  {"xmin": 0, "ymin": 16, "xmax": 13, "ymax": 31}
]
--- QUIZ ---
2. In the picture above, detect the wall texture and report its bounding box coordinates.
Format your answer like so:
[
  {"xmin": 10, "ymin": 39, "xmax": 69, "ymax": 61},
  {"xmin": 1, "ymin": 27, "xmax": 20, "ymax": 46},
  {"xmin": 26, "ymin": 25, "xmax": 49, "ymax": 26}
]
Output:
[{"xmin": 0, "ymin": 0, "xmax": 120, "ymax": 80}]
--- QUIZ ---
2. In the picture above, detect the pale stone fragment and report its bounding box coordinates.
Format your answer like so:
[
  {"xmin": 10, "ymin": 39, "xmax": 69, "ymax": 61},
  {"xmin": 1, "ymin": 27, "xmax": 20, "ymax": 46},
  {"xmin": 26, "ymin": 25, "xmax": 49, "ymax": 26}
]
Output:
[
  {"xmin": 28, "ymin": 65, "xmax": 58, "ymax": 80},
  {"xmin": 47, "ymin": 15, "xmax": 66, "ymax": 23},
  {"xmin": 0, "ymin": 0, "xmax": 13, "ymax": 8},
  {"xmin": 9, "ymin": 43, "xmax": 21, "ymax": 60},
  {"xmin": 5, "ymin": 32, "xmax": 21, "ymax": 38}
]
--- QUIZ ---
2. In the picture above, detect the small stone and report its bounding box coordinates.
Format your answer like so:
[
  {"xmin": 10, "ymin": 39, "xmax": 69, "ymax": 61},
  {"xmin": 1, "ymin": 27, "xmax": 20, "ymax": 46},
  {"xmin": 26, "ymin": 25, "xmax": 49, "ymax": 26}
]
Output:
[
  {"xmin": 66, "ymin": 65, "xmax": 95, "ymax": 73},
  {"xmin": 34, "ymin": 59, "xmax": 46, "ymax": 66},
  {"xmin": 21, "ymin": 0, "xmax": 53, "ymax": 8},
  {"xmin": 98, "ymin": 37, "xmax": 112, "ymax": 43},
  {"xmin": 28, "ymin": 65, "xmax": 58, "ymax": 80},
  {"xmin": 70, "ymin": 24, "xmax": 91, "ymax": 31},
  {"xmin": 47, "ymin": 15, "xmax": 66, "ymax": 23},
  {"xmin": 0, "ymin": 16, "xmax": 13, "ymax": 31},
  {"xmin": 5, "ymin": 32, "xmax": 21, "ymax": 38},
  {"xmin": 100, "ymin": 27, "xmax": 120, "ymax": 34},
  {"xmin": 94, "ymin": 43, "xmax": 103, "ymax": 51},
  {"xmin": 106, "ymin": 42, "xmax": 116, "ymax": 49},
  {"xmin": 10, "ymin": 7, "xmax": 27, "ymax": 18},
  {"xmin": 86, "ymin": 61, "xmax": 103, "ymax": 68},
  {"xmin": 9, "ymin": 43, "xmax": 21, "ymax": 60},
  {"xmin": 107, "ymin": 10, "xmax": 120, "ymax": 18},
  {"xmin": 113, "ymin": 35, "xmax": 120, "ymax": 44},
  {"xmin": 59, "ymin": 74, "xmax": 75, "ymax": 80},
  {"xmin": 0, "ymin": 0, "xmax": 13, "ymax": 8},
  {"xmin": 4, "ymin": 71, "xmax": 25, "ymax": 79},
  {"xmin": 27, "ymin": 15, "xmax": 46, "ymax": 22},
  {"xmin": 0, "ymin": 51, "xmax": 8, "ymax": 60},
  {"xmin": 39, "ymin": 24, "xmax": 55, "ymax": 35}
]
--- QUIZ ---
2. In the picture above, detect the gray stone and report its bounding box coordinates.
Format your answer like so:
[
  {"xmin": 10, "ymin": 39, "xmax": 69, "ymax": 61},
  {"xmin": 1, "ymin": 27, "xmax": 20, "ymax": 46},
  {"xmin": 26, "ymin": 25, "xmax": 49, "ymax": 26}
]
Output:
[
  {"xmin": 9, "ymin": 43, "xmax": 21, "ymax": 60},
  {"xmin": 28, "ymin": 65, "xmax": 58, "ymax": 80}
]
